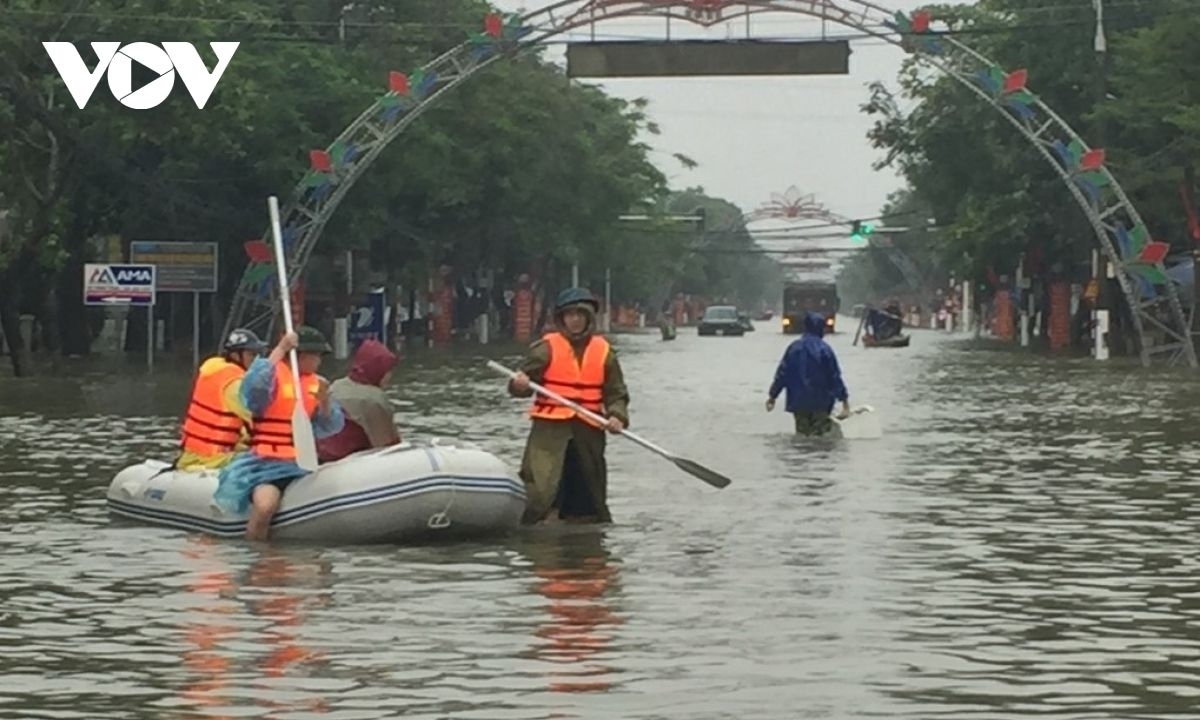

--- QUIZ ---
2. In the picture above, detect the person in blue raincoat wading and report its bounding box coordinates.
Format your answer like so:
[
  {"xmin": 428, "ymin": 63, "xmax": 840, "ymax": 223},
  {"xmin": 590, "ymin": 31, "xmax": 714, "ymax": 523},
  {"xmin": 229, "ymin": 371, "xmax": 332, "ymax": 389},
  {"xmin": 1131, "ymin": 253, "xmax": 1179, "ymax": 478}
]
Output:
[{"xmin": 765, "ymin": 311, "xmax": 851, "ymax": 436}]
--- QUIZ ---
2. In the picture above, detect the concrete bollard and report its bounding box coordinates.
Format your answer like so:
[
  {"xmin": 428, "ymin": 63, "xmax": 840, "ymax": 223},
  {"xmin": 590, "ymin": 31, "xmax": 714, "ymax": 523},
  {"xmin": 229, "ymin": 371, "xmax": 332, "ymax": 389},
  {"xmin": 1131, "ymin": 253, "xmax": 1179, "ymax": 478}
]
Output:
[
  {"xmin": 477, "ymin": 313, "xmax": 489, "ymax": 345},
  {"xmin": 333, "ymin": 317, "xmax": 349, "ymax": 359},
  {"xmin": 1094, "ymin": 309, "xmax": 1110, "ymax": 360}
]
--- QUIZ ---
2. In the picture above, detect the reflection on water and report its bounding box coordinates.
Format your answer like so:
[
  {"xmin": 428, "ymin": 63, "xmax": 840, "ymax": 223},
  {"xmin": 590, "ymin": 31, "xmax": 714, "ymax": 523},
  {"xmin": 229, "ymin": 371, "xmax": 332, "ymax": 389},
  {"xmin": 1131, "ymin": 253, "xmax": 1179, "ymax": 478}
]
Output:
[
  {"xmin": 178, "ymin": 537, "xmax": 236, "ymax": 718},
  {"xmin": 3, "ymin": 330, "xmax": 1200, "ymax": 718},
  {"xmin": 175, "ymin": 539, "xmax": 333, "ymax": 719},
  {"xmin": 525, "ymin": 531, "xmax": 622, "ymax": 696}
]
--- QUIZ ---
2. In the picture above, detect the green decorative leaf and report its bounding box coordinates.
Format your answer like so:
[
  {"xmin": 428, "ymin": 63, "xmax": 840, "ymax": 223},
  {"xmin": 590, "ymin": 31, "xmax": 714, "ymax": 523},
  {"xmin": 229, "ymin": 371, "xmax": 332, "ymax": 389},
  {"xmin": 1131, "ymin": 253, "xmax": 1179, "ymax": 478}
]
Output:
[
  {"xmin": 1008, "ymin": 89, "xmax": 1036, "ymax": 105},
  {"xmin": 330, "ymin": 140, "xmax": 347, "ymax": 166},
  {"xmin": 1067, "ymin": 138, "xmax": 1085, "ymax": 164},
  {"xmin": 989, "ymin": 66, "xmax": 1004, "ymax": 88},
  {"xmin": 1078, "ymin": 170, "xmax": 1110, "ymax": 187},
  {"xmin": 1127, "ymin": 263, "xmax": 1167, "ymax": 284},
  {"xmin": 1129, "ymin": 224, "xmax": 1149, "ymax": 254}
]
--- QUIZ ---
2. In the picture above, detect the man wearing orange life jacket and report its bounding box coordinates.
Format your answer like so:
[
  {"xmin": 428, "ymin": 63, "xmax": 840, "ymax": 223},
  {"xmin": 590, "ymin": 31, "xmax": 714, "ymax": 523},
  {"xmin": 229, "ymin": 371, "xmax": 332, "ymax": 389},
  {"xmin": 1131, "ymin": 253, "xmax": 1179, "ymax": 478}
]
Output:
[
  {"xmin": 507, "ymin": 287, "xmax": 630, "ymax": 525},
  {"xmin": 176, "ymin": 328, "xmax": 271, "ymax": 471},
  {"xmin": 213, "ymin": 326, "xmax": 344, "ymax": 541}
]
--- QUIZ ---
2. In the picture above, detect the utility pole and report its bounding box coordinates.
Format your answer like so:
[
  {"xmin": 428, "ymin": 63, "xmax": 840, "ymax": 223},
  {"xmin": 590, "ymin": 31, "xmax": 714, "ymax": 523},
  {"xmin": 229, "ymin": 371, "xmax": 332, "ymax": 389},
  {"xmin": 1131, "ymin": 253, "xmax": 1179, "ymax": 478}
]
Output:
[{"xmin": 1092, "ymin": 0, "xmax": 1114, "ymax": 359}]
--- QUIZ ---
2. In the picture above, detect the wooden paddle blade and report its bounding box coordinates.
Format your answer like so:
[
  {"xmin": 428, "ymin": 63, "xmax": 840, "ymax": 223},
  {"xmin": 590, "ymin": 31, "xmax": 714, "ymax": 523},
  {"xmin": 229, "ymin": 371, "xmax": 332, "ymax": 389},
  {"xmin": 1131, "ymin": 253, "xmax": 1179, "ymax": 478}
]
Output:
[
  {"xmin": 292, "ymin": 404, "xmax": 319, "ymax": 472},
  {"xmin": 672, "ymin": 456, "xmax": 732, "ymax": 489}
]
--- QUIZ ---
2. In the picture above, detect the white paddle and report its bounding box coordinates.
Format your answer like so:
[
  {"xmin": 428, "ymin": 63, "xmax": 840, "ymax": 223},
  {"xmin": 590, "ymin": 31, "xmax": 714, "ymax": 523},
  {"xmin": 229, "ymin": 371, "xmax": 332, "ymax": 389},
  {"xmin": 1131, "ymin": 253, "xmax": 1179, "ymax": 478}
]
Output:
[
  {"xmin": 487, "ymin": 360, "xmax": 731, "ymax": 489},
  {"xmin": 267, "ymin": 196, "xmax": 319, "ymax": 472},
  {"xmin": 833, "ymin": 405, "xmax": 882, "ymax": 439}
]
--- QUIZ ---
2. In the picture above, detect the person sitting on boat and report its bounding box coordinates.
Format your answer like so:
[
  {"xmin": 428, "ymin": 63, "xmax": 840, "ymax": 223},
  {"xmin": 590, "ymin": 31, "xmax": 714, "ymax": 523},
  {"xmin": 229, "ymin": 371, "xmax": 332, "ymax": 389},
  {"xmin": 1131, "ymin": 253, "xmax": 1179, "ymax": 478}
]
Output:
[
  {"xmin": 507, "ymin": 287, "xmax": 630, "ymax": 525},
  {"xmin": 176, "ymin": 328, "xmax": 273, "ymax": 472},
  {"xmin": 765, "ymin": 311, "xmax": 850, "ymax": 436},
  {"xmin": 213, "ymin": 326, "xmax": 345, "ymax": 541},
  {"xmin": 881, "ymin": 299, "xmax": 904, "ymax": 339},
  {"xmin": 316, "ymin": 338, "xmax": 401, "ymax": 463}
]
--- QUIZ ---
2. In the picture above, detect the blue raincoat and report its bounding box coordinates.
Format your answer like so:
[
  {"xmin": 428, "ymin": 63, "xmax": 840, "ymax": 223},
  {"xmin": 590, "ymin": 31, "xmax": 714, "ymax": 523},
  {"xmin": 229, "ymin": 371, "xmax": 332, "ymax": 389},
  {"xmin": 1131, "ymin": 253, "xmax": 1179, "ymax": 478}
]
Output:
[
  {"xmin": 768, "ymin": 312, "xmax": 849, "ymax": 413},
  {"xmin": 212, "ymin": 357, "xmax": 345, "ymax": 515}
]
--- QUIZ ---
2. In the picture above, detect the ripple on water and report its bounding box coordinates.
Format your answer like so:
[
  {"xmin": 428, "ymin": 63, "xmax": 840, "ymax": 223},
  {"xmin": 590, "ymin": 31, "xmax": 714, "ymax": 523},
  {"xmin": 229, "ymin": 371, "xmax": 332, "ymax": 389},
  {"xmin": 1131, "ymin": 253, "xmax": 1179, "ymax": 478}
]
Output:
[{"xmin": 2, "ymin": 333, "xmax": 1200, "ymax": 717}]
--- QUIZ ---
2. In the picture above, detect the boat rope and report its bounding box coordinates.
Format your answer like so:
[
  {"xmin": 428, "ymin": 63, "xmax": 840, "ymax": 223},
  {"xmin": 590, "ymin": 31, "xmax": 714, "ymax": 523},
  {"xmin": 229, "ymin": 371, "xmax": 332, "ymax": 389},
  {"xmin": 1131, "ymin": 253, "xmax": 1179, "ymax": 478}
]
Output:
[{"xmin": 426, "ymin": 476, "xmax": 457, "ymax": 530}]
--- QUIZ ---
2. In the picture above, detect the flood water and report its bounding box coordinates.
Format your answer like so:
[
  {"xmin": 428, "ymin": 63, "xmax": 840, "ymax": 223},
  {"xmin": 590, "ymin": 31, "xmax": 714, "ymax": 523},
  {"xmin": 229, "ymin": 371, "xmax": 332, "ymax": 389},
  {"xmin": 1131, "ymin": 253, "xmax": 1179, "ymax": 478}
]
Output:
[{"xmin": 2, "ymin": 324, "xmax": 1199, "ymax": 719}]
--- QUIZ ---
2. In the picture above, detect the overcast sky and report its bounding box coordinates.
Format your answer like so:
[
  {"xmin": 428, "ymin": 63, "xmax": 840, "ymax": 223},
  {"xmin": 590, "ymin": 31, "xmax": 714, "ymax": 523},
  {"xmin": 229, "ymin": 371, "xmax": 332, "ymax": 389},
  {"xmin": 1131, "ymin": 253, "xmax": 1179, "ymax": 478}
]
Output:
[{"xmin": 492, "ymin": 0, "xmax": 969, "ymax": 225}]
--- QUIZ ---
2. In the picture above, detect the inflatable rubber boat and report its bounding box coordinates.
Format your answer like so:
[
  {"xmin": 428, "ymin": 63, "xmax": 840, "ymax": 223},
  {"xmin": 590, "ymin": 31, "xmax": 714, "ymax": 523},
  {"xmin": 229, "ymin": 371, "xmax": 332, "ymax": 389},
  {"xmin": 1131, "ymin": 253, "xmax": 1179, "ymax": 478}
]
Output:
[{"xmin": 107, "ymin": 440, "xmax": 526, "ymax": 543}]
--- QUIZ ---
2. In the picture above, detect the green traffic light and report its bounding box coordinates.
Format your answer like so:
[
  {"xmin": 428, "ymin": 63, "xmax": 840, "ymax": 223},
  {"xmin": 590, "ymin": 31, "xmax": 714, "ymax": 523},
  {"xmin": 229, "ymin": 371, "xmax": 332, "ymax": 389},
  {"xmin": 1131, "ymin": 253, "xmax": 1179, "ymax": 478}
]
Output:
[{"xmin": 850, "ymin": 220, "xmax": 874, "ymax": 244}]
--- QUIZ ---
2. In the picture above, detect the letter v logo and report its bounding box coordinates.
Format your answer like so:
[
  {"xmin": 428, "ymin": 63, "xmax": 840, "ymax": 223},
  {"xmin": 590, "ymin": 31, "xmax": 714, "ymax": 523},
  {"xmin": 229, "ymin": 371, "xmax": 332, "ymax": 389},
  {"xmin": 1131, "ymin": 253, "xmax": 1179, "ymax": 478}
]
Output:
[
  {"xmin": 162, "ymin": 42, "xmax": 239, "ymax": 109},
  {"xmin": 43, "ymin": 42, "xmax": 121, "ymax": 109}
]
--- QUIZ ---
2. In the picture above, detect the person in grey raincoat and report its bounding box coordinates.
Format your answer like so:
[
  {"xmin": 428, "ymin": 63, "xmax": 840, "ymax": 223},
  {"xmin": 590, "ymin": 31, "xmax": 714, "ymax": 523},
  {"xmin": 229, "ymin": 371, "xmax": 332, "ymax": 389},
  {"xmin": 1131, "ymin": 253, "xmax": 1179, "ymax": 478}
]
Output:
[{"xmin": 507, "ymin": 287, "xmax": 630, "ymax": 524}]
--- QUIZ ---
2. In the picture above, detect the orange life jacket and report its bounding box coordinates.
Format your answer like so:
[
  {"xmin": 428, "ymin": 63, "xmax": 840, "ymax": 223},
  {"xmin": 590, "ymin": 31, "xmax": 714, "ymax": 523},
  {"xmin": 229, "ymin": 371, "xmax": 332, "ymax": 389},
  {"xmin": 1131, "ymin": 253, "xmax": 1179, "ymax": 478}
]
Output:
[
  {"xmin": 249, "ymin": 362, "xmax": 320, "ymax": 460},
  {"xmin": 529, "ymin": 333, "xmax": 609, "ymax": 427},
  {"xmin": 180, "ymin": 357, "xmax": 247, "ymax": 456}
]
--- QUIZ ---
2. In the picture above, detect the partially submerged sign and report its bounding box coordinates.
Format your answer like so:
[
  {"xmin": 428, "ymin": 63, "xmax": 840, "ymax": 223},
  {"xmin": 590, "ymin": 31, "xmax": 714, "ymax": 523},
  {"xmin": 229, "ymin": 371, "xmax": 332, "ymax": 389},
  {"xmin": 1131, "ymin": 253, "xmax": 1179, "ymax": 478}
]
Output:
[
  {"xmin": 84, "ymin": 263, "xmax": 156, "ymax": 305},
  {"xmin": 129, "ymin": 241, "xmax": 217, "ymax": 292}
]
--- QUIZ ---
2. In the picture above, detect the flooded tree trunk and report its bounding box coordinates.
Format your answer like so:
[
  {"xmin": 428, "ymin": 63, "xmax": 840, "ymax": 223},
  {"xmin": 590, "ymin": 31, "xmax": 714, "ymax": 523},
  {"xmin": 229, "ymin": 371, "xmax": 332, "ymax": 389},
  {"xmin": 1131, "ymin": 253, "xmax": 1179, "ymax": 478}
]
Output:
[
  {"xmin": 56, "ymin": 252, "xmax": 91, "ymax": 356},
  {"xmin": 0, "ymin": 264, "xmax": 30, "ymax": 377},
  {"xmin": 36, "ymin": 270, "xmax": 62, "ymax": 373}
]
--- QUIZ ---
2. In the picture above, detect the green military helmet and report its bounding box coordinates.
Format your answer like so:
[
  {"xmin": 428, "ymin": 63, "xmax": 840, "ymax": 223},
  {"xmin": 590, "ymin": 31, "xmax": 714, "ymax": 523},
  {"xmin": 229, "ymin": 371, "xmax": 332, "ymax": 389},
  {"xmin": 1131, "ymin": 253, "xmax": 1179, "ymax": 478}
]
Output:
[
  {"xmin": 296, "ymin": 325, "xmax": 332, "ymax": 354},
  {"xmin": 554, "ymin": 287, "xmax": 599, "ymax": 314}
]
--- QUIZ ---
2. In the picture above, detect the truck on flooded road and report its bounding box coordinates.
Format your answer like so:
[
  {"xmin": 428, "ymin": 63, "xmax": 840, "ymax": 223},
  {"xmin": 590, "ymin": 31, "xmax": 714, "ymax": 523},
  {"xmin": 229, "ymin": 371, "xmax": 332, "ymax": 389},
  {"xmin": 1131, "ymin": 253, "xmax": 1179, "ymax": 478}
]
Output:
[{"xmin": 781, "ymin": 281, "xmax": 840, "ymax": 334}]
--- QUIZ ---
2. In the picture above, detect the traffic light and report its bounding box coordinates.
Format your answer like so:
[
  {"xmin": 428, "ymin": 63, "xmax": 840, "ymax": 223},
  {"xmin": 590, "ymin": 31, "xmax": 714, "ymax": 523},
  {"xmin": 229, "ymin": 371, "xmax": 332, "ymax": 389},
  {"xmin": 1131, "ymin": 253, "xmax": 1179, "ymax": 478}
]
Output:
[{"xmin": 850, "ymin": 220, "xmax": 874, "ymax": 244}]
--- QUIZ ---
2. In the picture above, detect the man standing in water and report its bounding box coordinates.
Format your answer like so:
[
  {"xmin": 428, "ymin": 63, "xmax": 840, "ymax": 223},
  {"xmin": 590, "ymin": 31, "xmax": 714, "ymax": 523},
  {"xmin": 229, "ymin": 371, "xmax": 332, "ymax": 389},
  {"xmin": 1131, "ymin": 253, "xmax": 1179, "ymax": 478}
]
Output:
[
  {"xmin": 507, "ymin": 288, "xmax": 630, "ymax": 524},
  {"xmin": 766, "ymin": 311, "xmax": 850, "ymax": 436}
]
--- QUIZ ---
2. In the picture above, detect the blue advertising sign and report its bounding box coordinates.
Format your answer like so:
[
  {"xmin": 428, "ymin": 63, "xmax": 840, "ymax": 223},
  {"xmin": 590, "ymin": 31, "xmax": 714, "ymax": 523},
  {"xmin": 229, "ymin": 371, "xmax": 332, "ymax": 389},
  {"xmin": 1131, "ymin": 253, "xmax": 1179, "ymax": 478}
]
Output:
[
  {"xmin": 348, "ymin": 290, "xmax": 386, "ymax": 348},
  {"xmin": 84, "ymin": 263, "xmax": 156, "ymax": 306}
]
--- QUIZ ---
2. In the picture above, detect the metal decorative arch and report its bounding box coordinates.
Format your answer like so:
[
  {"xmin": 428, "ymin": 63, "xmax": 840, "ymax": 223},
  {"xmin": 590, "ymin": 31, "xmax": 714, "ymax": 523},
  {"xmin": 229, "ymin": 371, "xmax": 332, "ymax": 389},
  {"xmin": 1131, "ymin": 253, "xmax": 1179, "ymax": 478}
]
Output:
[
  {"xmin": 745, "ymin": 185, "xmax": 924, "ymax": 288},
  {"xmin": 224, "ymin": 0, "xmax": 1195, "ymax": 367}
]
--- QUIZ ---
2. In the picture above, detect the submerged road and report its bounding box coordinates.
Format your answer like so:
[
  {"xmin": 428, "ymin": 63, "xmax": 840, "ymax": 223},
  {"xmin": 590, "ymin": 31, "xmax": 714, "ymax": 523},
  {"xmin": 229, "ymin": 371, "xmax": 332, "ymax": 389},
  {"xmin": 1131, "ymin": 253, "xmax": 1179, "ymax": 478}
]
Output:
[{"xmin": 1, "ymin": 323, "xmax": 1198, "ymax": 718}]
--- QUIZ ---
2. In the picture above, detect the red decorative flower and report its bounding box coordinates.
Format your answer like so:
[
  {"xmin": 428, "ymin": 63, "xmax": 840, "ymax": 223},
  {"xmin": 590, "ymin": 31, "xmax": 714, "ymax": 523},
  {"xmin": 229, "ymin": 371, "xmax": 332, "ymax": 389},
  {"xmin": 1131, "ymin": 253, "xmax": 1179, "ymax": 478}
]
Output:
[
  {"xmin": 1080, "ymin": 149, "xmax": 1105, "ymax": 171},
  {"xmin": 1002, "ymin": 69, "xmax": 1027, "ymax": 94},
  {"xmin": 388, "ymin": 71, "xmax": 408, "ymax": 95},
  {"xmin": 309, "ymin": 149, "xmax": 332, "ymax": 173},
  {"xmin": 244, "ymin": 240, "xmax": 272, "ymax": 263},
  {"xmin": 484, "ymin": 13, "xmax": 503, "ymax": 38},
  {"xmin": 1138, "ymin": 241, "xmax": 1169, "ymax": 265},
  {"xmin": 912, "ymin": 10, "xmax": 931, "ymax": 33}
]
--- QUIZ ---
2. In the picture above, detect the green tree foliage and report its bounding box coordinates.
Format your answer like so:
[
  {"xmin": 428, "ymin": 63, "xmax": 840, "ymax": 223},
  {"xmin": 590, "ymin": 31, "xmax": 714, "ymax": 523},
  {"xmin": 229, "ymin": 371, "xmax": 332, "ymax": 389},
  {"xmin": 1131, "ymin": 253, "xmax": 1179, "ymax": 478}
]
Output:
[
  {"xmin": 858, "ymin": 0, "xmax": 1180, "ymax": 298},
  {"xmin": 0, "ymin": 0, "xmax": 768, "ymax": 374}
]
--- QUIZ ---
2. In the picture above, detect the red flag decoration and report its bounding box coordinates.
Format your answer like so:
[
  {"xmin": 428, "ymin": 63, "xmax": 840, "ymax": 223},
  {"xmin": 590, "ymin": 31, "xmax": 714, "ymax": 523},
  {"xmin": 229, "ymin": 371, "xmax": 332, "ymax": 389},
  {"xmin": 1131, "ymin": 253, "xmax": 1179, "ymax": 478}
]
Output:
[
  {"xmin": 1138, "ymin": 241, "xmax": 1170, "ymax": 265},
  {"xmin": 1002, "ymin": 69, "xmax": 1027, "ymax": 94},
  {"xmin": 911, "ymin": 10, "xmax": 931, "ymax": 33},
  {"xmin": 484, "ymin": 13, "xmax": 503, "ymax": 38},
  {"xmin": 1080, "ymin": 149, "xmax": 1105, "ymax": 171},
  {"xmin": 244, "ymin": 240, "xmax": 272, "ymax": 263},
  {"xmin": 388, "ymin": 71, "xmax": 408, "ymax": 95},
  {"xmin": 309, "ymin": 149, "xmax": 332, "ymax": 173}
]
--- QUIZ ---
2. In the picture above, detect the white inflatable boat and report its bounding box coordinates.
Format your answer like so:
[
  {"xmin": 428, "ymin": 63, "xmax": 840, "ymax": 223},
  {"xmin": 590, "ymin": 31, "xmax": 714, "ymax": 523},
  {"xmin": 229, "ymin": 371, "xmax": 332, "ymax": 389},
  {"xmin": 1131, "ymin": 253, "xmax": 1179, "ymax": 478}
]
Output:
[{"xmin": 106, "ymin": 440, "xmax": 526, "ymax": 543}]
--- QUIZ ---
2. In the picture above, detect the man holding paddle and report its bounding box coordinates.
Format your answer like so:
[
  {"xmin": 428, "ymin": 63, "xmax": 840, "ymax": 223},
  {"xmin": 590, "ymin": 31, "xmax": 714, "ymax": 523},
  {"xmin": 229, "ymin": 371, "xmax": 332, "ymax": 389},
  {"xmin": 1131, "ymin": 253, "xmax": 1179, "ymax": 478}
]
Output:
[
  {"xmin": 506, "ymin": 288, "xmax": 630, "ymax": 525},
  {"xmin": 213, "ymin": 326, "xmax": 344, "ymax": 540}
]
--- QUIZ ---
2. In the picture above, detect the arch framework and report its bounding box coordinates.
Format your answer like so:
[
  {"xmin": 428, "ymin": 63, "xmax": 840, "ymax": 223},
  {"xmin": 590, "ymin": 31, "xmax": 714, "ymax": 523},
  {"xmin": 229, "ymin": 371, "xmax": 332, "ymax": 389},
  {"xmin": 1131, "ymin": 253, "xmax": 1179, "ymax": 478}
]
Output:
[{"xmin": 224, "ymin": 0, "xmax": 1194, "ymax": 367}]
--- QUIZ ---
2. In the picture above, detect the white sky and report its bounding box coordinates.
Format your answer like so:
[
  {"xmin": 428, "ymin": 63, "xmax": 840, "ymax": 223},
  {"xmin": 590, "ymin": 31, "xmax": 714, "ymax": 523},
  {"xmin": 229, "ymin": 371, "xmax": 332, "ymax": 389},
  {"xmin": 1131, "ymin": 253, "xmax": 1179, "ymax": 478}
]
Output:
[
  {"xmin": 486, "ymin": 1, "xmax": 981, "ymax": 279},
  {"xmin": 492, "ymin": 0, "xmax": 969, "ymax": 223}
]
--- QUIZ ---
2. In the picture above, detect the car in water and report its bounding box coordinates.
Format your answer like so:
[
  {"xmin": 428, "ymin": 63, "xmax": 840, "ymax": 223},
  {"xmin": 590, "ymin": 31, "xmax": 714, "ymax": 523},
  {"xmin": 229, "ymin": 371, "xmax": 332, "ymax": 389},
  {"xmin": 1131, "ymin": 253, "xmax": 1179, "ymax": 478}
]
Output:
[{"xmin": 698, "ymin": 305, "xmax": 745, "ymax": 336}]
